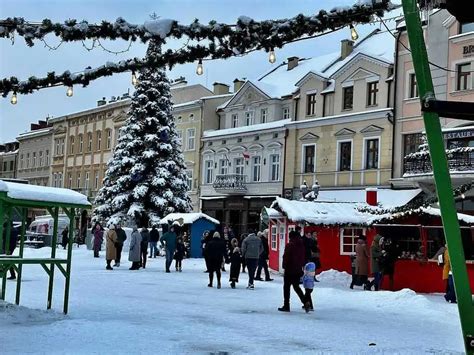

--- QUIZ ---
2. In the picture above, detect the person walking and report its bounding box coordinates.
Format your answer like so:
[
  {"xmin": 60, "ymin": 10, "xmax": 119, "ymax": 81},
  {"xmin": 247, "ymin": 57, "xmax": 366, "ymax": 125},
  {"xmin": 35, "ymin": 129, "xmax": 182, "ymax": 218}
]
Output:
[
  {"xmin": 61, "ymin": 226, "xmax": 69, "ymax": 250},
  {"xmin": 302, "ymin": 261, "xmax": 316, "ymax": 312},
  {"xmin": 174, "ymin": 237, "xmax": 186, "ymax": 272},
  {"xmin": 91, "ymin": 223, "xmax": 103, "ymax": 258},
  {"xmin": 149, "ymin": 226, "xmax": 160, "ymax": 258},
  {"xmin": 2, "ymin": 222, "xmax": 19, "ymax": 280},
  {"xmin": 229, "ymin": 238, "xmax": 241, "ymax": 289},
  {"xmin": 201, "ymin": 230, "xmax": 211, "ymax": 272},
  {"xmin": 278, "ymin": 231, "xmax": 306, "ymax": 312},
  {"xmin": 255, "ymin": 231, "xmax": 273, "ymax": 281},
  {"xmin": 443, "ymin": 245, "xmax": 456, "ymax": 303},
  {"xmin": 239, "ymin": 233, "xmax": 248, "ymax": 273},
  {"xmin": 105, "ymin": 225, "xmax": 117, "ymax": 270},
  {"xmin": 160, "ymin": 225, "xmax": 177, "ymax": 273},
  {"xmin": 382, "ymin": 238, "xmax": 400, "ymax": 291},
  {"xmin": 114, "ymin": 224, "xmax": 127, "ymax": 267},
  {"xmin": 351, "ymin": 235, "xmax": 370, "ymax": 289},
  {"xmin": 241, "ymin": 232, "xmax": 263, "ymax": 289},
  {"xmin": 129, "ymin": 226, "xmax": 142, "ymax": 270},
  {"xmin": 140, "ymin": 227, "xmax": 150, "ymax": 268},
  {"xmin": 204, "ymin": 231, "xmax": 227, "ymax": 288},
  {"xmin": 369, "ymin": 235, "xmax": 384, "ymax": 291}
]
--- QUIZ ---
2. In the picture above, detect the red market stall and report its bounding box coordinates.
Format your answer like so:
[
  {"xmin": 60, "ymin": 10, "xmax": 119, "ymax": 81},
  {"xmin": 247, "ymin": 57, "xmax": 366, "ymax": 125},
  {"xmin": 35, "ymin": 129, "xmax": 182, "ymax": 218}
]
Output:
[{"xmin": 266, "ymin": 194, "xmax": 474, "ymax": 293}]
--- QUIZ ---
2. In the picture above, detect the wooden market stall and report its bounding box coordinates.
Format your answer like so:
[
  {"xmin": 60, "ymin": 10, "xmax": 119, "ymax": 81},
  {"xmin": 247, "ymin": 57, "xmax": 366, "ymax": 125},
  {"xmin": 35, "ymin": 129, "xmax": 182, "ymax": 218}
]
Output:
[
  {"xmin": 160, "ymin": 212, "xmax": 220, "ymax": 258},
  {"xmin": 0, "ymin": 180, "xmax": 91, "ymax": 313}
]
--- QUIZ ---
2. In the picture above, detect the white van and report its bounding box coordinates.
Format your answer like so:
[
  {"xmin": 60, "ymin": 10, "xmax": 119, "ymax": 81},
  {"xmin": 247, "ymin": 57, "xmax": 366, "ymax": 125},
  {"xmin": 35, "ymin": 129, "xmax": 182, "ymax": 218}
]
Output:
[{"xmin": 27, "ymin": 214, "xmax": 70, "ymax": 247}]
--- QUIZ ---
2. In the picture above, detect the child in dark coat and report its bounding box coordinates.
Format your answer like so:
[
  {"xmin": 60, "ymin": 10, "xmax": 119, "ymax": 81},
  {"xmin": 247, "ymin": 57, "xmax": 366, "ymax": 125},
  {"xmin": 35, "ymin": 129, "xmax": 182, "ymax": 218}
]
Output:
[
  {"xmin": 229, "ymin": 238, "xmax": 241, "ymax": 289},
  {"xmin": 174, "ymin": 237, "xmax": 186, "ymax": 272}
]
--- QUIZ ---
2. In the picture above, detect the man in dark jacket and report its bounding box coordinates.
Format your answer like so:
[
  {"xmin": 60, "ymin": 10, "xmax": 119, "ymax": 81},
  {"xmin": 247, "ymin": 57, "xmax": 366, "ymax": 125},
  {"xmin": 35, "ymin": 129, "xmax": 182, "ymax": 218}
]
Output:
[
  {"xmin": 2, "ymin": 222, "xmax": 19, "ymax": 279},
  {"xmin": 255, "ymin": 231, "xmax": 273, "ymax": 282},
  {"xmin": 140, "ymin": 227, "xmax": 150, "ymax": 268},
  {"xmin": 278, "ymin": 231, "xmax": 306, "ymax": 312},
  {"xmin": 241, "ymin": 232, "xmax": 263, "ymax": 289},
  {"xmin": 160, "ymin": 225, "xmax": 177, "ymax": 273},
  {"xmin": 205, "ymin": 232, "xmax": 227, "ymax": 288},
  {"xmin": 149, "ymin": 226, "xmax": 160, "ymax": 258},
  {"xmin": 114, "ymin": 224, "xmax": 127, "ymax": 267}
]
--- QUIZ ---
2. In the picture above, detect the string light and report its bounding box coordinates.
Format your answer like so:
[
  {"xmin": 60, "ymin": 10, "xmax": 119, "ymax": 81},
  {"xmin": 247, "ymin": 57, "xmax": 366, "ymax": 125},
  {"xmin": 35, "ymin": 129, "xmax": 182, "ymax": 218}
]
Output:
[
  {"xmin": 10, "ymin": 91, "xmax": 17, "ymax": 105},
  {"xmin": 461, "ymin": 193, "xmax": 466, "ymax": 199},
  {"xmin": 196, "ymin": 59, "xmax": 203, "ymax": 75},
  {"xmin": 350, "ymin": 24, "xmax": 359, "ymax": 41},
  {"xmin": 66, "ymin": 86, "xmax": 73, "ymax": 97},
  {"xmin": 131, "ymin": 71, "xmax": 138, "ymax": 86},
  {"xmin": 268, "ymin": 48, "xmax": 276, "ymax": 64}
]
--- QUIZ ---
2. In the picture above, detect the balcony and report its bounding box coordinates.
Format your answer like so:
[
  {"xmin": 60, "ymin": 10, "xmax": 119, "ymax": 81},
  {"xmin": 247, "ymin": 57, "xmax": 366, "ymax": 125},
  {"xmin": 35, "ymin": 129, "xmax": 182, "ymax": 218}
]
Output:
[{"xmin": 213, "ymin": 174, "xmax": 247, "ymax": 194}]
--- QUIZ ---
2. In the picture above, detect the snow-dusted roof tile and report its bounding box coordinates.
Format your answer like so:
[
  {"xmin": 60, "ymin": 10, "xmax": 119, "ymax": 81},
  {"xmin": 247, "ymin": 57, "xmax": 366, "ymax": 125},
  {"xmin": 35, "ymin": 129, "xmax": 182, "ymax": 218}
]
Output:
[{"xmin": 203, "ymin": 119, "xmax": 290, "ymax": 139}]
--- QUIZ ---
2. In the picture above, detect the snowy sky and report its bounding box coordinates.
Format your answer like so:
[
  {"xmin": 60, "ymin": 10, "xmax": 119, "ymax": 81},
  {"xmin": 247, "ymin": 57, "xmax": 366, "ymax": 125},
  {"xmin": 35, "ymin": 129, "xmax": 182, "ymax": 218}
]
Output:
[{"xmin": 0, "ymin": 0, "xmax": 388, "ymax": 143}]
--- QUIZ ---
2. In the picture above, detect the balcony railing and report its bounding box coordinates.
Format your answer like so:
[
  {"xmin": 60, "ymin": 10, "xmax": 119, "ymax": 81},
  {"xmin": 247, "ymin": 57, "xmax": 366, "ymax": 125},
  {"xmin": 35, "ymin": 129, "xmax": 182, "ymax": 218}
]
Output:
[
  {"xmin": 213, "ymin": 174, "xmax": 247, "ymax": 193},
  {"xmin": 404, "ymin": 147, "xmax": 474, "ymax": 176}
]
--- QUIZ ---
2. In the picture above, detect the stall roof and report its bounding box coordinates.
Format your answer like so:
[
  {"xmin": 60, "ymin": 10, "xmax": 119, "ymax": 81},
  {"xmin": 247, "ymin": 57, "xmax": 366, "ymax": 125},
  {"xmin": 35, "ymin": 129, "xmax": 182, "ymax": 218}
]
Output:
[
  {"xmin": 0, "ymin": 180, "xmax": 91, "ymax": 207},
  {"xmin": 160, "ymin": 212, "xmax": 219, "ymax": 226}
]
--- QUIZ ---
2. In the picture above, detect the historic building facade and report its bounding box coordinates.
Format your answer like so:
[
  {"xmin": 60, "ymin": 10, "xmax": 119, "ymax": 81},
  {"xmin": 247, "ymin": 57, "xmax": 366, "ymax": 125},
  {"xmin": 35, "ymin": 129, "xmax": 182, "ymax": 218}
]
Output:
[{"xmin": 0, "ymin": 141, "xmax": 19, "ymax": 179}]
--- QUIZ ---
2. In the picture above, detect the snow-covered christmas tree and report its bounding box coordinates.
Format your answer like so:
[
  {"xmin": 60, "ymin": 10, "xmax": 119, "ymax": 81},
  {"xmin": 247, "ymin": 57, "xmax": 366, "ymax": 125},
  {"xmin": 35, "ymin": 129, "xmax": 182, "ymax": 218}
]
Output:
[{"xmin": 93, "ymin": 40, "xmax": 192, "ymax": 226}]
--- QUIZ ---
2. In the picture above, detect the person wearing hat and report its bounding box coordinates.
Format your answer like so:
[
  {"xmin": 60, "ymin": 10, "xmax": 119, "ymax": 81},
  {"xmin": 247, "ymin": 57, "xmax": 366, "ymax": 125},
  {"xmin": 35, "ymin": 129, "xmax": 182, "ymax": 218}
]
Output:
[
  {"xmin": 204, "ymin": 231, "xmax": 227, "ymax": 288},
  {"xmin": 105, "ymin": 224, "xmax": 117, "ymax": 270},
  {"xmin": 241, "ymin": 232, "xmax": 264, "ymax": 289}
]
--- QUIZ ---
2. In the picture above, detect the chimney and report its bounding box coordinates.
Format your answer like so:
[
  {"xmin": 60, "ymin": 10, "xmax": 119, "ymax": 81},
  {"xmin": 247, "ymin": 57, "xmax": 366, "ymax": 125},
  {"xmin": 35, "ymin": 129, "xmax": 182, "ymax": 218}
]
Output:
[
  {"xmin": 287, "ymin": 56, "xmax": 299, "ymax": 71},
  {"xmin": 366, "ymin": 188, "xmax": 378, "ymax": 206},
  {"xmin": 213, "ymin": 82, "xmax": 230, "ymax": 95},
  {"xmin": 97, "ymin": 97, "xmax": 107, "ymax": 106},
  {"xmin": 233, "ymin": 78, "xmax": 245, "ymax": 92},
  {"xmin": 341, "ymin": 39, "xmax": 354, "ymax": 60},
  {"xmin": 171, "ymin": 76, "xmax": 187, "ymax": 87}
]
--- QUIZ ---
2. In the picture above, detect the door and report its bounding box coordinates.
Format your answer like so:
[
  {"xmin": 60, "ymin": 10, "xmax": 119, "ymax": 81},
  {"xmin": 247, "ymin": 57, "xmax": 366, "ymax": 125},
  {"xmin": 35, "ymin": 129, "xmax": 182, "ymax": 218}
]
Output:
[{"xmin": 278, "ymin": 222, "xmax": 286, "ymax": 272}]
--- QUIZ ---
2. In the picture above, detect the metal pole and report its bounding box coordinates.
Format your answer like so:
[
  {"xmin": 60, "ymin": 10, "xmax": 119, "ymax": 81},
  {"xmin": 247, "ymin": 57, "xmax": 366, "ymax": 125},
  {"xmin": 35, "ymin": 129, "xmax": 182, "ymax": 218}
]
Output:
[
  {"xmin": 401, "ymin": 1, "xmax": 474, "ymax": 353},
  {"xmin": 47, "ymin": 207, "xmax": 59, "ymax": 309},
  {"xmin": 63, "ymin": 208, "xmax": 75, "ymax": 314},
  {"xmin": 0, "ymin": 198, "xmax": 4, "ymax": 300},
  {"xmin": 15, "ymin": 208, "xmax": 27, "ymax": 305}
]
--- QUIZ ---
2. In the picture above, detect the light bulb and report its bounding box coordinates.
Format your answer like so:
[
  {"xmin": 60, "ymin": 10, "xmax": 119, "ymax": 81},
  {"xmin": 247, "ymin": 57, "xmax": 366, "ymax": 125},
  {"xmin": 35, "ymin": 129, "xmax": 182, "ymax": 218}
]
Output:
[
  {"xmin": 132, "ymin": 71, "xmax": 138, "ymax": 86},
  {"xmin": 196, "ymin": 59, "xmax": 203, "ymax": 75},
  {"xmin": 268, "ymin": 48, "xmax": 276, "ymax": 64},
  {"xmin": 66, "ymin": 86, "xmax": 73, "ymax": 97},
  {"xmin": 461, "ymin": 193, "xmax": 466, "ymax": 199},
  {"xmin": 10, "ymin": 92, "xmax": 17, "ymax": 105},
  {"xmin": 350, "ymin": 24, "xmax": 359, "ymax": 41}
]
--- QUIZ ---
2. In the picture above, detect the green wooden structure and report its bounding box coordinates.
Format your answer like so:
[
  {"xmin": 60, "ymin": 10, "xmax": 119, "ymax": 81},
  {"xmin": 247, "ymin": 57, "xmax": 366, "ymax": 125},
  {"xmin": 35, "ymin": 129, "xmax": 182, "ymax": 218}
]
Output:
[
  {"xmin": 401, "ymin": 1, "xmax": 474, "ymax": 353},
  {"xmin": 0, "ymin": 180, "xmax": 91, "ymax": 314}
]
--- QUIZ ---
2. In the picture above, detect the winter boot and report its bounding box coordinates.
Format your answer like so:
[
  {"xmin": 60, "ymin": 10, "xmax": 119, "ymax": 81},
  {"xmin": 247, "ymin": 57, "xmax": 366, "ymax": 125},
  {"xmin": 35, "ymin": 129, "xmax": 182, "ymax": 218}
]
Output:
[
  {"xmin": 278, "ymin": 305, "xmax": 290, "ymax": 312},
  {"xmin": 265, "ymin": 278, "xmax": 274, "ymax": 281},
  {"xmin": 116, "ymin": 262, "xmax": 120, "ymax": 267},
  {"xmin": 179, "ymin": 267, "xmax": 182, "ymax": 272},
  {"xmin": 304, "ymin": 302, "xmax": 311, "ymax": 313},
  {"xmin": 230, "ymin": 281, "xmax": 236, "ymax": 289},
  {"xmin": 106, "ymin": 266, "xmax": 113, "ymax": 270},
  {"xmin": 246, "ymin": 284, "xmax": 254, "ymax": 290},
  {"xmin": 217, "ymin": 282, "xmax": 221, "ymax": 289}
]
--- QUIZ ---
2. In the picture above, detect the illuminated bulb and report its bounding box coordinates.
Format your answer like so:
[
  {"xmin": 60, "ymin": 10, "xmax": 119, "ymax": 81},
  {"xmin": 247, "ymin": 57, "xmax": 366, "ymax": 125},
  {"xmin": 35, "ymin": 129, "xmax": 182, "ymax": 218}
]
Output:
[
  {"xmin": 350, "ymin": 24, "xmax": 359, "ymax": 41},
  {"xmin": 132, "ymin": 71, "xmax": 138, "ymax": 86},
  {"xmin": 461, "ymin": 193, "xmax": 466, "ymax": 199},
  {"xmin": 66, "ymin": 86, "xmax": 73, "ymax": 97},
  {"xmin": 268, "ymin": 48, "xmax": 276, "ymax": 64},
  {"xmin": 196, "ymin": 59, "xmax": 204, "ymax": 75},
  {"xmin": 10, "ymin": 92, "xmax": 17, "ymax": 105}
]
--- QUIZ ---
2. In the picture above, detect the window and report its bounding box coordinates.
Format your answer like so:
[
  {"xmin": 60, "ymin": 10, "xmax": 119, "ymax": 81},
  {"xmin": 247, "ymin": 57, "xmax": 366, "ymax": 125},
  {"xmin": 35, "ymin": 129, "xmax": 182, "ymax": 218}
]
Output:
[
  {"xmin": 338, "ymin": 141, "xmax": 352, "ymax": 171},
  {"xmin": 9, "ymin": 161, "xmax": 14, "ymax": 171},
  {"xmin": 365, "ymin": 138, "xmax": 379, "ymax": 169},
  {"xmin": 85, "ymin": 172, "xmax": 90, "ymax": 189},
  {"xmin": 45, "ymin": 150, "xmax": 49, "ymax": 166},
  {"xmin": 245, "ymin": 111, "xmax": 254, "ymax": 126},
  {"xmin": 232, "ymin": 114, "xmax": 239, "ymax": 128},
  {"xmin": 26, "ymin": 153, "xmax": 30, "ymax": 168},
  {"xmin": 252, "ymin": 156, "xmax": 261, "ymax": 182},
  {"xmin": 457, "ymin": 63, "xmax": 471, "ymax": 91},
  {"xmin": 185, "ymin": 170, "xmax": 193, "ymax": 190},
  {"xmin": 177, "ymin": 116, "xmax": 182, "ymax": 123},
  {"xmin": 69, "ymin": 136, "xmax": 75, "ymax": 154},
  {"xmin": 76, "ymin": 173, "xmax": 81, "ymax": 188},
  {"xmin": 87, "ymin": 132, "xmax": 93, "ymax": 152},
  {"xmin": 38, "ymin": 151, "xmax": 43, "ymax": 167},
  {"xmin": 340, "ymin": 228, "xmax": 365, "ymax": 255},
  {"xmin": 189, "ymin": 113, "xmax": 195, "ymax": 121},
  {"xmin": 95, "ymin": 172, "xmax": 100, "ymax": 189},
  {"xmin": 260, "ymin": 109, "xmax": 268, "ymax": 124},
  {"xmin": 32, "ymin": 152, "xmax": 36, "ymax": 167},
  {"xmin": 283, "ymin": 107, "xmax": 290, "ymax": 119},
  {"xmin": 460, "ymin": 22, "xmax": 474, "ymax": 34},
  {"xmin": 97, "ymin": 131, "xmax": 102, "ymax": 150},
  {"xmin": 234, "ymin": 158, "xmax": 244, "ymax": 175},
  {"xmin": 270, "ymin": 154, "xmax": 280, "ymax": 181},
  {"xmin": 106, "ymin": 130, "xmax": 112, "ymax": 149},
  {"xmin": 342, "ymin": 86, "xmax": 354, "ymax": 110},
  {"xmin": 68, "ymin": 173, "xmax": 72, "ymax": 188},
  {"xmin": 408, "ymin": 73, "xmax": 418, "ymax": 98},
  {"xmin": 55, "ymin": 139, "xmax": 61, "ymax": 156},
  {"xmin": 367, "ymin": 82, "xmax": 379, "ymax": 106},
  {"xmin": 403, "ymin": 133, "xmax": 423, "ymax": 158},
  {"xmin": 19, "ymin": 154, "xmax": 23, "ymax": 169},
  {"xmin": 306, "ymin": 93, "xmax": 316, "ymax": 115},
  {"xmin": 205, "ymin": 160, "xmax": 214, "ymax": 184},
  {"xmin": 2, "ymin": 162, "xmax": 6, "ymax": 172},
  {"xmin": 303, "ymin": 145, "xmax": 316, "ymax": 173},
  {"xmin": 187, "ymin": 128, "xmax": 195, "ymax": 150},
  {"xmin": 52, "ymin": 173, "xmax": 56, "ymax": 187},
  {"xmin": 270, "ymin": 225, "xmax": 278, "ymax": 251},
  {"xmin": 177, "ymin": 130, "xmax": 183, "ymax": 146},
  {"xmin": 58, "ymin": 173, "xmax": 63, "ymax": 188},
  {"xmin": 79, "ymin": 135, "xmax": 83, "ymax": 153},
  {"xmin": 219, "ymin": 159, "xmax": 229, "ymax": 175}
]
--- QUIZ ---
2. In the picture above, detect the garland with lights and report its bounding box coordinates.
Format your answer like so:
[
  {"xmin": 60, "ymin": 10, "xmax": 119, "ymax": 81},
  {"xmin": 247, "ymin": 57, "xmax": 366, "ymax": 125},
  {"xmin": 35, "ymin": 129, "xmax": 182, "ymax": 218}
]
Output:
[{"xmin": 0, "ymin": 0, "xmax": 396, "ymax": 100}]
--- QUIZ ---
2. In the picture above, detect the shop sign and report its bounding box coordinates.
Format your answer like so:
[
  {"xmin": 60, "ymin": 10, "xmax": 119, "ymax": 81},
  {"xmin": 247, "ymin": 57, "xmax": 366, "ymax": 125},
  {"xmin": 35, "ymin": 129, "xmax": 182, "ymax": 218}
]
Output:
[
  {"xmin": 463, "ymin": 45, "xmax": 474, "ymax": 57},
  {"xmin": 444, "ymin": 129, "xmax": 474, "ymax": 140}
]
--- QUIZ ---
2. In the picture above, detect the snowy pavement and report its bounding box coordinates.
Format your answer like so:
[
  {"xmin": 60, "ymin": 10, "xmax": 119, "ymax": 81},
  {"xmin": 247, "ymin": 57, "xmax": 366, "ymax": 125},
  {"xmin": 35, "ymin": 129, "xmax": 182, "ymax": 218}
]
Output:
[{"xmin": 0, "ymin": 247, "xmax": 464, "ymax": 354}]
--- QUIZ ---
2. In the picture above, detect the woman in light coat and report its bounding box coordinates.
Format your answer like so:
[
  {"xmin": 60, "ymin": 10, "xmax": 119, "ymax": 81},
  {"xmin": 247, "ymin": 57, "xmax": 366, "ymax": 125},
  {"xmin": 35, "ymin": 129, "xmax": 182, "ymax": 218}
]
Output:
[
  {"xmin": 105, "ymin": 225, "xmax": 117, "ymax": 270},
  {"xmin": 129, "ymin": 227, "xmax": 142, "ymax": 270}
]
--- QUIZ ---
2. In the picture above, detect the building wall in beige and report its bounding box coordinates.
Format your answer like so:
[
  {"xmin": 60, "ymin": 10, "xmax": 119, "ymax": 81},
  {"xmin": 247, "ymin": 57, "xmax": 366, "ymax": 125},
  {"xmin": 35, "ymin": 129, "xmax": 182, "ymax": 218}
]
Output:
[{"xmin": 0, "ymin": 142, "xmax": 19, "ymax": 179}]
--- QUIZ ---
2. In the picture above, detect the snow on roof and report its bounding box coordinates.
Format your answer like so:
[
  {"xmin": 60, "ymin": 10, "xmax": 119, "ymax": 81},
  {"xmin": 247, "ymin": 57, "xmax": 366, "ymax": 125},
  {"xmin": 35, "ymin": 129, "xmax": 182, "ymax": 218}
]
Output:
[
  {"xmin": 203, "ymin": 119, "xmax": 290, "ymax": 139},
  {"xmin": 16, "ymin": 127, "xmax": 53, "ymax": 140},
  {"xmin": 173, "ymin": 99, "xmax": 201, "ymax": 109},
  {"xmin": 0, "ymin": 180, "xmax": 91, "ymax": 207},
  {"xmin": 419, "ymin": 207, "xmax": 474, "ymax": 225},
  {"xmin": 317, "ymin": 188, "xmax": 421, "ymax": 209},
  {"xmin": 271, "ymin": 197, "xmax": 383, "ymax": 226},
  {"xmin": 160, "ymin": 212, "xmax": 219, "ymax": 225}
]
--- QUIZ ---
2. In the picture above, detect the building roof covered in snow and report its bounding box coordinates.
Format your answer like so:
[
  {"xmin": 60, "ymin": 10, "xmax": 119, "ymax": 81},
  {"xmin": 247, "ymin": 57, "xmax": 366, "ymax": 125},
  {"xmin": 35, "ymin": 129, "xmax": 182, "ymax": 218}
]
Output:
[
  {"xmin": 0, "ymin": 180, "xmax": 91, "ymax": 207},
  {"xmin": 160, "ymin": 212, "xmax": 219, "ymax": 226}
]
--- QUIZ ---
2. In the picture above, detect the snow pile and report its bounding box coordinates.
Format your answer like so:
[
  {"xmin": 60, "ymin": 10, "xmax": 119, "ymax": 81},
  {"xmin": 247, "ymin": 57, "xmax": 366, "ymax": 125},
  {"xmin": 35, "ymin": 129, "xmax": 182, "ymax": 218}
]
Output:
[
  {"xmin": 318, "ymin": 269, "xmax": 352, "ymax": 287},
  {"xmin": 0, "ymin": 301, "xmax": 65, "ymax": 324}
]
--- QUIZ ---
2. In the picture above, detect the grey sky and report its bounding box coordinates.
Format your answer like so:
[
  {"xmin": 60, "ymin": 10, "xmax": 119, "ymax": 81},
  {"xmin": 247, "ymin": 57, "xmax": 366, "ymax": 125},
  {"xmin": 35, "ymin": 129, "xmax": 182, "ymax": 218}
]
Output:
[{"xmin": 0, "ymin": 0, "xmax": 382, "ymax": 142}]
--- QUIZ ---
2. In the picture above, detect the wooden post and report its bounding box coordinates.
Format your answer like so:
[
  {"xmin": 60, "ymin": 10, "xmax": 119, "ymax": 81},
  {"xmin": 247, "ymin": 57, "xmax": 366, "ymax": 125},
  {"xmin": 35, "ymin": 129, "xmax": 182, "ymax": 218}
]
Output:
[
  {"xmin": 47, "ymin": 207, "xmax": 59, "ymax": 309},
  {"xmin": 63, "ymin": 208, "xmax": 75, "ymax": 314},
  {"xmin": 15, "ymin": 208, "xmax": 27, "ymax": 305}
]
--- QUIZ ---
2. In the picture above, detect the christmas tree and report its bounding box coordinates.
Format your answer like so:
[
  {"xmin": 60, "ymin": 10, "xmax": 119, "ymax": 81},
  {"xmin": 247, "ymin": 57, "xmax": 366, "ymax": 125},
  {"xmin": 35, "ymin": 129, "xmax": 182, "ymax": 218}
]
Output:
[{"xmin": 93, "ymin": 40, "xmax": 192, "ymax": 226}]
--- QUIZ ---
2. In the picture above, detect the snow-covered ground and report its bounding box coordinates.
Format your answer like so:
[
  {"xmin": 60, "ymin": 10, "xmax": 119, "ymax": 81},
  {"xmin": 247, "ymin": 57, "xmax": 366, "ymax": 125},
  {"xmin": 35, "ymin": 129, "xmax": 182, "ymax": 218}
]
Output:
[{"xmin": 0, "ymin": 247, "xmax": 464, "ymax": 354}]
